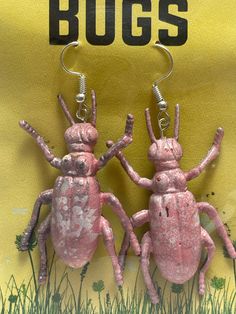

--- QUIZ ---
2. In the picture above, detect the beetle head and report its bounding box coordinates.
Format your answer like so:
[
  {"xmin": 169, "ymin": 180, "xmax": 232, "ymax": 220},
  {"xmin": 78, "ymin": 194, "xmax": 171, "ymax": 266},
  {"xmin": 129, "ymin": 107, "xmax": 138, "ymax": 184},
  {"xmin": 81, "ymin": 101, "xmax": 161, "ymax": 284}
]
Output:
[
  {"xmin": 145, "ymin": 104, "xmax": 183, "ymax": 170},
  {"xmin": 148, "ymin": 138, "xmax": 182, "ymax": 169},
  {"xmin": 58, "ymin": 90, "xmax": 98, "ymax": 153},
  {"xmin": 64, "ymin": 123, "xmax": 98, "ymax": 152}
]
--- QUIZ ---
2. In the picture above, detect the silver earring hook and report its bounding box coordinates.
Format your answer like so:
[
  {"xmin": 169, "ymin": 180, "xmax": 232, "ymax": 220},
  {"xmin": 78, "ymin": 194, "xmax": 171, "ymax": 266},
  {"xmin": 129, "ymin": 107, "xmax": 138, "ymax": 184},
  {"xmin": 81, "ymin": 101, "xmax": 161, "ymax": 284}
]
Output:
[
  {"xmin": 153, "ymin": 41, "xmax": 174, "ymax": 86},
  {"xmin": 60, "ymin": 41, "xmax": 90, "ymax": 122},
  {"xmin": 60, "ymin": 41, "xmax": 83, "ymax": 77},
  {"xmin": 152, "ymin": 41, "xmax": 174, "ymax": 138}
]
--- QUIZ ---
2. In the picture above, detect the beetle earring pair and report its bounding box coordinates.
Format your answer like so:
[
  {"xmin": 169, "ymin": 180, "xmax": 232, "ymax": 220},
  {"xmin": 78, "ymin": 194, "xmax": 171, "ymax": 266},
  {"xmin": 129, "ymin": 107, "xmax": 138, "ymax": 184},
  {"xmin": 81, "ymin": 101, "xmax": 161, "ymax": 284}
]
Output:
[
  {"xmin": 18, "ymin": 41, "xmax": 236, "ymax": 304},
  {"xmin": 19, "ymin": 41, "xmax": 140, "ymax": 285},
  {"xmin": 108, "ymin": 42, "xmax": 236, "ymax": 304}
]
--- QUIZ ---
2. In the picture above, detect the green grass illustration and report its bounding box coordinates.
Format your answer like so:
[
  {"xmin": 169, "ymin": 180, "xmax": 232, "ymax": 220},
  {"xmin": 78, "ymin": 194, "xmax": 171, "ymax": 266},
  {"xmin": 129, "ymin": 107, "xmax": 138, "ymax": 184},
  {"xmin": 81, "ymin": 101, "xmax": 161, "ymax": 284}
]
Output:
[{"xmin": 0, "ymin": 235, "xmax": 235, "ymax": 313}]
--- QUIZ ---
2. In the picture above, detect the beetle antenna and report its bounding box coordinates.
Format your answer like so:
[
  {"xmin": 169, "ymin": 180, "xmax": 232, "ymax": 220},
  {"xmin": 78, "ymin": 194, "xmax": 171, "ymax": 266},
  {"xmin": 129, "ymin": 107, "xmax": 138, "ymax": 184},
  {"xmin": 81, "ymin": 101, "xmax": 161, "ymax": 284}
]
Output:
[
  {"xmin": 57, "ymin": 94, "xmax": 75, "ymax": 125},
  {"xmin": 91, "ymin": 90, "xmax": 97, "ymax": 127},
  {"xmin": 174, "ymin": 104, "xmax": 180, "ymax": 140},
  {"xmin": 145, "ymin": 108, "xmax": 156, "ymax": 143}
]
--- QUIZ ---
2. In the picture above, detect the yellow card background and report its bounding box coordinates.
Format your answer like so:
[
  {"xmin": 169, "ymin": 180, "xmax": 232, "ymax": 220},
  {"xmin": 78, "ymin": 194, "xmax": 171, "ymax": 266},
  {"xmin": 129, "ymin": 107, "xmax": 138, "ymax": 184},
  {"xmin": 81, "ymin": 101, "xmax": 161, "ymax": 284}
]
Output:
[{"xmin": 1, "ymin": 0, "xmax": 236, "ymax": 310}]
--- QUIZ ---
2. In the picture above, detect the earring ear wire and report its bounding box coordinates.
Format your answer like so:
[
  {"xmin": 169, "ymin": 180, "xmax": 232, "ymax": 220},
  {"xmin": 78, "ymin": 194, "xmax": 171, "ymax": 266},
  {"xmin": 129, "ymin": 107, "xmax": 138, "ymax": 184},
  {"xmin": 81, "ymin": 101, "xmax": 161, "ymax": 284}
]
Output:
[
  {"xmin": 60, "ymin": 41, "xmax": 90, "ymax": 122},
  {"xmin": 152, "ymin": 41, "xmax": 174, "ymax": 137}
]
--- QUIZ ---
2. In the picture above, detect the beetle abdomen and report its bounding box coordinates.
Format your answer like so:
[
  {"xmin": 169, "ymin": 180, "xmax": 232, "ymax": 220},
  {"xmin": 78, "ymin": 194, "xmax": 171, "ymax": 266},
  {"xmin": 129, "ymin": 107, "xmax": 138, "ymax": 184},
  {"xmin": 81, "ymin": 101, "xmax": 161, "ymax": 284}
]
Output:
[
  {"xmin": 51, "ymin": 176, "xmax": 101, "ymax": 268},
  {"xmin": 149, "ymin": 191, "xmax": 201, "ymax": 283}
]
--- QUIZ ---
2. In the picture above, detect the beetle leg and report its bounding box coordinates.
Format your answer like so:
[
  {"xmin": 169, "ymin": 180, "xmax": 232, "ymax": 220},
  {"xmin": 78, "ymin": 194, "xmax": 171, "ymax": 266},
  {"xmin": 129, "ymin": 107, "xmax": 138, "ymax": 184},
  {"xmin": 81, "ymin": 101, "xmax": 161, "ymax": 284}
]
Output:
[
  {"xmin": 19, "ymin": 120, "xmax": 61, "ymax": 169},
  {"xmin": 119, "ymin": 210, "xmax": 149, "ymax": 269},
  {"xmin": 185, "ymin": 127, "xmax": 224, "ymax": 181},
  {"xmin": 198, "ymin": 202, "xmax": 236, "ymax": 258},
  {"xmin": 140, "ymin": 232, "xmax": 159, "ymax": 304},
  {"xmin": 100, "ymin": 193, "xmax": 141, "ymax": 256},
  {"xmin": 20, "ymin": 189, "xmax": 53, "ymax": 251},
  {"xmin": 106, "ymin": 141, "xmax": 152, "ymax": 189},
  {"xmin": 37, "ymin": 214, "xmax": 51, "ymax": 285},
  {"xmin": 199, "ymin": 227, "xmax": 216, "ymax": 295},
  {"xmin": 97, "ymin": 114, "xmax": 134, "ymax": 170},
  {"xmin": 100, "ymin": 216, "xmax": 123, "ymax": 286}
]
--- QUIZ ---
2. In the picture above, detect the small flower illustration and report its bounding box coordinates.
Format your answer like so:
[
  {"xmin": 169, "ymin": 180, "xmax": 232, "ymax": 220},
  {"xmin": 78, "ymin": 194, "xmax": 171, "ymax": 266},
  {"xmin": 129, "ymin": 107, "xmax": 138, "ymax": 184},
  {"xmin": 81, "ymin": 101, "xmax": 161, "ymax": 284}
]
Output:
[
  {"xmin": 171, "ymin": 283, "xmax": 183, "ymax": 294},
  {"xmin": 52, "ymin": 292, "xmax": 61, "ymax": 304},
  {"xmin": 210, "ymin": 276, "xmax": 225, "ymax": 290},
  {"xmin": 106, "ymin": 292, "xmax": 111, "ymax": 307},
  {"xmin": 15, "ymin": 232, "xmax": 37, "ymax": 251},
  {"xmin": 80, "ymin": 262, "xmax": 89, "ymax": 281},
  {"xmin": 8, "ymin": 294, "xmax": 17, "ymax": 303},
  {"xmin": 92, "ymin": 280, "xmax": 105, "ymax": 293}
]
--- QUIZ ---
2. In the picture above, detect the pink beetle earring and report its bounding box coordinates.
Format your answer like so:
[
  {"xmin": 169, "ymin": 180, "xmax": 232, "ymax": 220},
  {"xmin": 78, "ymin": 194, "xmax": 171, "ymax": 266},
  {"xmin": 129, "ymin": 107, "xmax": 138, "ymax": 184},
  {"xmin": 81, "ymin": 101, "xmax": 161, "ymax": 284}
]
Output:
[
  {"xmin": 107, "ymin": 42, "xmax": 236, "ymax": 304},
  {"xmin": 19, "ymin": 41, "xmax": 140, "ymax": 285}
]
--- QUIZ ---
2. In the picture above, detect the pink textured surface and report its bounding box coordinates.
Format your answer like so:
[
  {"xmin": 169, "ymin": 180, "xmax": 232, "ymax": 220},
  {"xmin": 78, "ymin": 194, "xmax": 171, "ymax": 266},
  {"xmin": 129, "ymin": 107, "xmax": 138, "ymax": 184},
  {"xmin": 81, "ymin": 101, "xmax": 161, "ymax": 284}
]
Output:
[
  {"xmin": 18, "ymin": 91, "xmax": 140, "ymax": 286},
  {"xmin": 149, "ymin": 191, "xmax": 201, "ymax": 284},
  {"xmin": 115, "ymin": 105, "xmax": 236, "ymax": 304},
  {"xmin": 51, "ymin": 175, "xmax": 101, "ymax": 268}
]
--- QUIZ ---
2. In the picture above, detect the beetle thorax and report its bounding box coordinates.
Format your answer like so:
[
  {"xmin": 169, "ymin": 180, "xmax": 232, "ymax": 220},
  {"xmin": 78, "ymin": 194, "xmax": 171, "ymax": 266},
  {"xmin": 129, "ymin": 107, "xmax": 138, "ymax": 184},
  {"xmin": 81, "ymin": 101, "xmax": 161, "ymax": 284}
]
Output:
[
  {"xmin": 152, "ymin": 169, "xmax": 187, "ymax": 194},
  {"xmin": 61, "ymin": 152, "xmax": 97, "ymax": 177},
  {"xmin": 64, "ymin": 123, "xmax": 98, "ymax": 153},
  {"xmin": 148, "ymin": 137, "xmax": 183, "ymax": 171}
]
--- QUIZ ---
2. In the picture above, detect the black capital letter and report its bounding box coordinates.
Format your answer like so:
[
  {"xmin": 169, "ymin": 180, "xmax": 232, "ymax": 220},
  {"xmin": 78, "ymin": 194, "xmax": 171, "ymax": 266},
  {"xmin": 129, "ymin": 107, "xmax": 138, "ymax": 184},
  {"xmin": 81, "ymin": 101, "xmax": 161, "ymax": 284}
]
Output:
[
  {"xmin": 159, "ymin": 0, "xmax": 188, "ymax": 46},
  {"xmin": 49, "ymin": 0, "xmax": 78, "ymax": 45},
  {"xmin": 86, "ymin": 0, "xmax": 115, "ymax": 45},
  {"xmin": 123, "ymin": 0, "xmax": 151, "ymax": 46}
]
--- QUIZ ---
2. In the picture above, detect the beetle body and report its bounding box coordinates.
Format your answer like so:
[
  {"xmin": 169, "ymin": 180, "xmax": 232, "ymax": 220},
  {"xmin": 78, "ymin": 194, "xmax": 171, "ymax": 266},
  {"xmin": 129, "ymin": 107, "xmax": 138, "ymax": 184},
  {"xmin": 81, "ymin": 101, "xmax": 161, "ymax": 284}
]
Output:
[
  {"xmin": 51, "ymin": 151, "xmax": 101, "ymax": 268},
  {"xmin": 112, "ymin": 105, "xmax": 236, "ymax": 304},
  {"xmin": 150, "ymin": 189, "xmax": 201, "ymax": 284},
  {"xmin": 19, "ymin": 92, "xmax": 140, "ymax": 285},
  {"xmin": 51, "ymin": 174, "xmax": 101, "ymax": 268}
]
